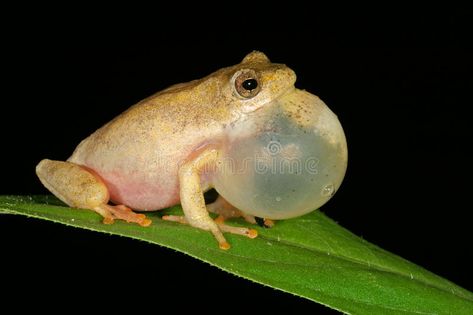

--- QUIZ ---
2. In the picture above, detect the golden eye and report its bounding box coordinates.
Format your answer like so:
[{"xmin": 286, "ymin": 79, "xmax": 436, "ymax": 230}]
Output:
[{"xmin": 233, "ymin": 70, "xmax": 261, "ymax": 99}]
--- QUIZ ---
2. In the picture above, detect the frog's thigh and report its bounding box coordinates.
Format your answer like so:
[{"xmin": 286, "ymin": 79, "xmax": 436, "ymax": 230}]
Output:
[
  {"xmin": 168, "ymin": 149, "xmax": 257, "ymax": 249},
  {"xmin": 36, "ymin": 159, "xmax": 151, "ymax": 226}
]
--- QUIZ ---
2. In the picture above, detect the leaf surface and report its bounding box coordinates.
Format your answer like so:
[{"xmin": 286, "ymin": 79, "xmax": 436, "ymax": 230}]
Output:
[{"xmin": 1, "ymin": 195, "xmax": 472, "ymax": 314}]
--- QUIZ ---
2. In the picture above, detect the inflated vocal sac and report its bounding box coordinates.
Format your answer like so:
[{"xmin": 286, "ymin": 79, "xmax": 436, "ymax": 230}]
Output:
[{"xmin": 214, "ymin": 89, "xmax": 348, "ymax": 220}]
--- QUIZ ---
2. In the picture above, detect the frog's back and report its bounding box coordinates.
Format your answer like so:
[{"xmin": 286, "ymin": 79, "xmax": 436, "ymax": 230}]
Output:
[{"xmin": 68, "ymin": 77, "xmax": 230, "ymax": 210}]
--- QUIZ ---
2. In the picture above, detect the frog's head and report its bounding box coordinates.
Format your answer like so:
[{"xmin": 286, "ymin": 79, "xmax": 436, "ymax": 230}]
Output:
[
  {"xmin": 220, "ymin": 51, "xmax": 297, "ymax": 114},
  {"xmin": 212, "ymin": 52, "xmax": 348, "ymax": 220}
]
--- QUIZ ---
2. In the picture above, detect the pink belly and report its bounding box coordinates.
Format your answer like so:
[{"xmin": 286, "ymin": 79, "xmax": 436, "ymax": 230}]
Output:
[{"xmin": 97, "ymin": 170, "xmax": 180, "ymax": 211}]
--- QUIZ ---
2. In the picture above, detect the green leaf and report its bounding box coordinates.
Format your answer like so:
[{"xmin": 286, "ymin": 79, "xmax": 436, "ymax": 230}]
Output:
[{"xmin": 1, "ymin": 195, "xmax": 472, "ymax": 314}]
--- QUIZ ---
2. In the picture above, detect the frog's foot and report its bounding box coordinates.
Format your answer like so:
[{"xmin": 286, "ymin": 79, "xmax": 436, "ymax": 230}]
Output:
[
  {"xmin": 36, "ymin": 159, "xmax": 152, "ymax": 227},
  {"xmin": 208, "ymin": 196, "xmax": 274, "ymax": 228},
  {"xmin": 96, "ymin": 204, "xmax": 151, "ymax": 226},
  {"xmin": 162, "ymin": 215, "xmax": 258, "ymax": 245},
  {"xmin": 207, "ymin": 195, "xmax": 256, "ymax": 224},
  {"xmin": 255, "ymin": 217, "xmax": 275, "ymax": 228}
]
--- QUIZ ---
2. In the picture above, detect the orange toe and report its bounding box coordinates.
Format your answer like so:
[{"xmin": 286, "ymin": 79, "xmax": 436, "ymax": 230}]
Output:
[
  {"xmin": 247, "ymin": 229, "xmax": 258, "ymax": 238},
  {"xmin": 219, "ymin": 242, "xmax": 231, "ymax": 250},
  {"xmin": 264, "ymin": 219, "xmax": 275, "ymax": 228},
  {"xmin": 139, "ymin": 217, "xmax": 152, "ymax": 227},
  {"xmin": 214, "ymin": 215, "xmax": 225, "ymax": 224},
  {"xmin": 103, "ymin": 217, "xmax": 114, "ymax": 225}
]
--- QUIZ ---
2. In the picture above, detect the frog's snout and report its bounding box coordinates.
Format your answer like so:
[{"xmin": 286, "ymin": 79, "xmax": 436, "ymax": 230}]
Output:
[
  {"xmin": 260, "ymin": 66, "xmax": 297, "ymax": 97},
  {"xmin": 278, "ymin": 67, "xmax": 297, "ymax": 86}
]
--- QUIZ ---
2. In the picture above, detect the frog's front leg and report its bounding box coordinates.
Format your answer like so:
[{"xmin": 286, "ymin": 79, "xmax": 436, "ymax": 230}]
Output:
[
  {"xmin": 36, "ymin": 159, "xmax": 151, "ymax": 226},
  {"xmin": 162, "ymin": 149, "xmax": 257, "ymax": 250}
]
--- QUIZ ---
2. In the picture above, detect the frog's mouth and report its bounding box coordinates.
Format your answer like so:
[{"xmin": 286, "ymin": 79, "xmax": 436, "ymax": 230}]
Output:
[{"xmin": 238, "ymin": 89, "xmax": 292, "ymax": 115}]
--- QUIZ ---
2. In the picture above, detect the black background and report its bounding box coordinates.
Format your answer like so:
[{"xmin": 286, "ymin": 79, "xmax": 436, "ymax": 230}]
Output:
[{"xmin": 1, "ymin": 4, "xmax": 472, "ymax": 314}]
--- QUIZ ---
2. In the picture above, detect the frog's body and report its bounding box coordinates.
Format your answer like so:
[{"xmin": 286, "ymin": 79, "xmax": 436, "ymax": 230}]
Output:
[
  {"xmin": 68, "ymin": 82, "xmax": 227, "ymax": 211},
  {"xmin": 36, "ymin": 52, "xmax": 347, "ymax": 249}
]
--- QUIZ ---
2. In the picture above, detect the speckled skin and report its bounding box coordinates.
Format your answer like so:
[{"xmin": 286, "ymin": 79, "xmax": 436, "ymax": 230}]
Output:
[
  {"xmin": 36, "ymin": 52, "xmax": 346, "ymax": 249},
  {"xmin": 67, "ymin": 52, "xmax": 296, "ymax": 210}
]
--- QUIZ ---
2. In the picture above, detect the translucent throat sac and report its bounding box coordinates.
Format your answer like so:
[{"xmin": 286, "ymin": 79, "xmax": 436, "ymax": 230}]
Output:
[{"xmin": 214, "ymin": 89, "xmax": 348, "ymax": 219}]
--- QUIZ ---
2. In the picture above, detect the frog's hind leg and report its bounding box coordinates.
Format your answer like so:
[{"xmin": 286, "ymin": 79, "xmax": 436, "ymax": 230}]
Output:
[
  {"xmin": 36, "ymin": 159, "xmax": 151, "ymax": 226},
  {"xmin": 208, "ymin": 195, "xmax": 275, "ymax": 228}
]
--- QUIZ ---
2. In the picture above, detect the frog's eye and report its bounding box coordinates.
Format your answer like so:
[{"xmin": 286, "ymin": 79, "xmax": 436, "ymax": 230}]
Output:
[{"xmin": 233, "ymin": 69, "xmax": 261, "ymax": 99}]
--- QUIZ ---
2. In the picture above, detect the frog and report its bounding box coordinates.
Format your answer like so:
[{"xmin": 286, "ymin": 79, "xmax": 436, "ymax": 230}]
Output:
[{"xmin": 36, "ymin": 51, "xmax": 348, "ymax": 250}]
